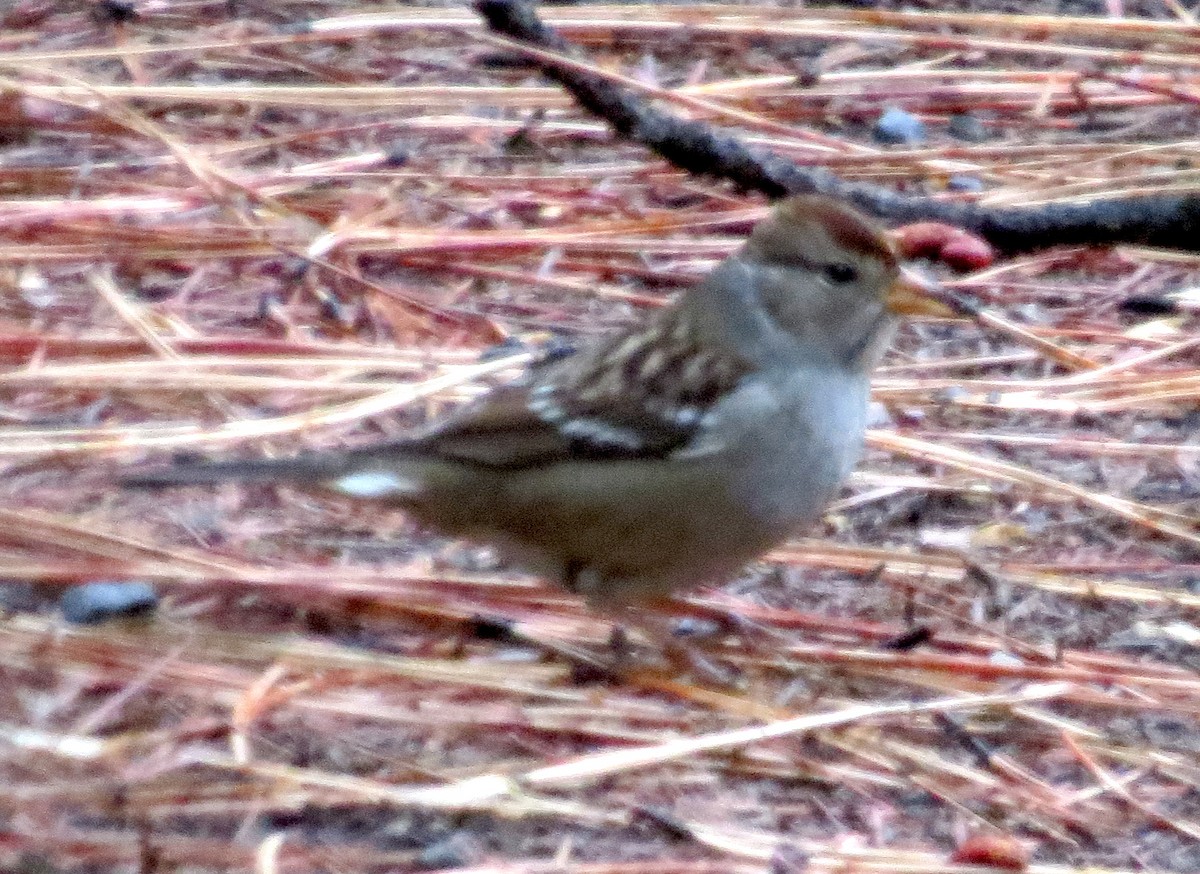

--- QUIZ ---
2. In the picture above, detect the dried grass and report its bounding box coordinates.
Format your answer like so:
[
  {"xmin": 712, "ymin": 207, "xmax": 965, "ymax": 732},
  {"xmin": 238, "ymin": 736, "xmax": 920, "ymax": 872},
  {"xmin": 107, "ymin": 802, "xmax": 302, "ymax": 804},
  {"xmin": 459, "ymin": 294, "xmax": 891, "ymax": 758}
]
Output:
[{"xmin": 0, "ymin": 1, "xmax": 1198, "ymax": 872}]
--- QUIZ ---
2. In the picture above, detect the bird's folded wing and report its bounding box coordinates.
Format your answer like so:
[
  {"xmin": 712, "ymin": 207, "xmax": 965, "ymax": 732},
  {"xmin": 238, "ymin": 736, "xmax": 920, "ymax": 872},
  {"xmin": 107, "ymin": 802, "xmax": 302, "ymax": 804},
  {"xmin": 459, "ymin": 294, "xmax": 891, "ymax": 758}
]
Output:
[{"xmin": 408, "ymin": 333, "xmax": 754, "ymax": 470}]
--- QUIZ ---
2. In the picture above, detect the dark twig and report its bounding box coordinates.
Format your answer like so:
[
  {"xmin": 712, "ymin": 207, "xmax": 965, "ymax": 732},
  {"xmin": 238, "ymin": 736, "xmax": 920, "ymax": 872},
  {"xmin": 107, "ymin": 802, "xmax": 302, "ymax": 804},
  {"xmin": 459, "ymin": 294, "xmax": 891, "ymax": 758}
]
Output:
[{"xmin": 475, "ymin": 0, "xmax": 1200, "ymax": 254}]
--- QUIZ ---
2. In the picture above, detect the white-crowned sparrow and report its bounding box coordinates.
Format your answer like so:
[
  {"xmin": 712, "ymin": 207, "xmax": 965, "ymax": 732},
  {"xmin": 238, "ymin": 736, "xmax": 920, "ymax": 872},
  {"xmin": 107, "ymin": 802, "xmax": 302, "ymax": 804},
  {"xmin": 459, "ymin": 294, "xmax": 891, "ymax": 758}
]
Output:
[{"xmin": 123, "ymin": 196, "xmax": 952, "ymax": 607}]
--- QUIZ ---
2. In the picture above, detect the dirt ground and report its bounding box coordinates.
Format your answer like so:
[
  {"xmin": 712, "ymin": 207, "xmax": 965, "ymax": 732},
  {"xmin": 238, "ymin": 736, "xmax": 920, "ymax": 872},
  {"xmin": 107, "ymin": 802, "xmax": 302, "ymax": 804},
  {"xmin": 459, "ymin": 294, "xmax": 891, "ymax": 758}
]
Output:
[{"xmin": 0, "ymin": 1, "xmax": 1198, "ymax": 872}]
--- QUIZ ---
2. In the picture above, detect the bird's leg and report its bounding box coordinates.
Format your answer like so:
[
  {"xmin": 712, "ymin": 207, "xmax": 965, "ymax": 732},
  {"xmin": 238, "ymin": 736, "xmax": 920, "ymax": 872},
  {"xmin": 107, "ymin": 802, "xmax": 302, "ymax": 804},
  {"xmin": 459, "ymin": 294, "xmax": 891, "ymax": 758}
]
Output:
[
  {"xmin": 564, "ymin": 567, "xmax": 743, "ymax": 685},
  {"xmin": 604, "ymin": 601, "xmax": 745, "ymax": 688},
  {"xmin": 565, "ymin": 567, "xmax": 661, "ymax": 661},
  {"xmin": 673, "ymin": 601, "xmax": 791, "ymax": 653},
  {"xmin": 466, "ymin": 610, "xmax": 621, "ymax": 681},
  {"xmin": 605, "ymin": 623, "xmax": 634, "ymax": 661}
]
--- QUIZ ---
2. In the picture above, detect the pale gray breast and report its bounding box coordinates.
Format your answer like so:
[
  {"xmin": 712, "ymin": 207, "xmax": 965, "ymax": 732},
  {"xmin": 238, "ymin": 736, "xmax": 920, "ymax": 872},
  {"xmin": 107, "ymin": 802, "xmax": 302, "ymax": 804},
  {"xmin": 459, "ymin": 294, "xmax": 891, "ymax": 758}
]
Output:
[{"xmin": 678, "ymin": 366, "xmax": 871, "ymax": 531}]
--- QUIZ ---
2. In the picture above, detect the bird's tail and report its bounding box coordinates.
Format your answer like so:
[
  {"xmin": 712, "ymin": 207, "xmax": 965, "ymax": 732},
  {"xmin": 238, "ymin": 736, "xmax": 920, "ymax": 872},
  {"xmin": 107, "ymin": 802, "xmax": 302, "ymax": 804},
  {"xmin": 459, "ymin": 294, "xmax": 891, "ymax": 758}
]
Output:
[
  {"xmin": 121, "ymin": 447, "xmax": 430, "ymax": 504},
  {"xmin": 119, "ymin": 452, "xmax": 355, "ymax": 490}
]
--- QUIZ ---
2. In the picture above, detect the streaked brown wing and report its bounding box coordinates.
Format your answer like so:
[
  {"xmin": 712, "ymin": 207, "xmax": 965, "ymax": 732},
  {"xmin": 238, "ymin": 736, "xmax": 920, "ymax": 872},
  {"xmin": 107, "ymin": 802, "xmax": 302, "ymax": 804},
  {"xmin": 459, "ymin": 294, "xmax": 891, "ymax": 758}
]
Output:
[{"xmin": 405, "ymin": 318, "xmax": 754, "ymax": 471}]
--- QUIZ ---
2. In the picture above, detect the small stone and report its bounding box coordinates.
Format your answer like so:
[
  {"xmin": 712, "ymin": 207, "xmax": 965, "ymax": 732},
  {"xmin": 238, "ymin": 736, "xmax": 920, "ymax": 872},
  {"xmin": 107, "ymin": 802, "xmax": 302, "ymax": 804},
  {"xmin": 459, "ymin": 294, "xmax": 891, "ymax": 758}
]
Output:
[
  {"xmin": 948, "ymin": 112, "xmax": 989, "ymax": 142},
  {"xmin": 672, "ymin": 617, "xmax": 722, "ymax": 638},
  {"xmin": 414, "ymin": 834, "xmax": 474, "ymax": 871},
  {"xmin": 873, "ymin": 107, "xmax": 925, "ymax": 145},
  {"xmin": 1017, "ymin": 302, "xmax": 1050, "ymax": 325},
  {"xmin": 989, "ymin": 650, "xmax": 1025, "ymax": 668},
  {"xmin": 537, "ymin": 335, "xmax": 576, "ymax": 364},
  {"xmin": 383, "ymin": 145, "xmax": 411, "ymax": 167},
  {"xmin": 18, "ymin": 265, "xmax": 56, "ymax": 309},
  {"xmin": 0, "ymin": 582, "xmax": 40, "ymax": 613},
  {"xmin": 94, "ymin": 0, "xmax": 138, "ymax": 25},
  {"xmin": 768, "ymin": 840, "xmax": 816, "ymax": 874},
  {"xmin": 1119, "ymin": 295, "xmax": 1178, "ymax": 316},
  {"xmin": 60, "ymin": 582, "xmax": 158, "ymax": 625},
  {"xmin": 1020, "ymin": 508, "xmax": 1050, "ymax": 534},
  {"xmin": 947, "ymin": 175, "xmax": 984, "ymax": 193},
  {"xmin": 949, "ymin": 834, "xmax": 1029, "ymax": 870},
  {"xmin": 477, "ymin": 335, "xmax": 528, "ymax": 362}
]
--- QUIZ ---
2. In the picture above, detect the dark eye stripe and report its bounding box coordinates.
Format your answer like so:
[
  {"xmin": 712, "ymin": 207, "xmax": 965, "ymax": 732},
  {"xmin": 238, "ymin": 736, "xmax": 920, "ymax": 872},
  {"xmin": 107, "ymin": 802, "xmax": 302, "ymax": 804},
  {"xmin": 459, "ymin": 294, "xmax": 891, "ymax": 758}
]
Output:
[{"xmin": 768, "ymin": 250, "xmax": 816, "ymax": 271}]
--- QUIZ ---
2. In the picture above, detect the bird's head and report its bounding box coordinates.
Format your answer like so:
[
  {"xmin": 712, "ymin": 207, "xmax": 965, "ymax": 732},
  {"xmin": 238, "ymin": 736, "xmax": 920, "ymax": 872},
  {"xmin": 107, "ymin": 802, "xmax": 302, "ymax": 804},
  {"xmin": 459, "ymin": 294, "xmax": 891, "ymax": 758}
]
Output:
[{"xmin": 726, "ymin": 195, "xmax": 954, "ymax": 369}]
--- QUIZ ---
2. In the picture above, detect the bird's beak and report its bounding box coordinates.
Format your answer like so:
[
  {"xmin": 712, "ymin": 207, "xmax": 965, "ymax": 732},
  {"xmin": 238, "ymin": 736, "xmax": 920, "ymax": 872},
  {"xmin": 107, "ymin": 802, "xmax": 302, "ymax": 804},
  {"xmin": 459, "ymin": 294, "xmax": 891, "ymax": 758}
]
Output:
[{"xmin": 885, "ymin": 268, "xmax": 957, "ymax": 317}]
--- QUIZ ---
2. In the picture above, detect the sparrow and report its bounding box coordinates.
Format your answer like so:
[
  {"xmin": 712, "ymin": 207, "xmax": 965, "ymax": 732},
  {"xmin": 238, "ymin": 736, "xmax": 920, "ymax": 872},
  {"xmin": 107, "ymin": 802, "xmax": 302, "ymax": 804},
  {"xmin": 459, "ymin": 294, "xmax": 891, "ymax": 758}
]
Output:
[{"xmin": 122, "ymin": 196, "xmax": 953, "ymax": 608}]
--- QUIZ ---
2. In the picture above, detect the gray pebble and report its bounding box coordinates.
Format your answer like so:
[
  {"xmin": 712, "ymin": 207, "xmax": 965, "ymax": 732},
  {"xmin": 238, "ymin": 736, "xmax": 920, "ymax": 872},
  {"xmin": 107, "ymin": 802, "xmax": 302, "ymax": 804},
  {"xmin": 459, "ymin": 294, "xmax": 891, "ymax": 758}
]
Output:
[
  {"xmin": 947, "ymin": 175, "xmax": 984, "ymax": 192},
  {"xmin": 948, "ymin": 112, "xmax": 989, "ymax": 142},
  {"xmin": 415, "ymin": 834, "xmax": 474, "ymax": 871},
  {"xmin": 61, "ymin": 581, "xmax": 158, "ymax": 625},
  {"xmin": 0, "ymin": 582, "xmax": 40, "ymax": 613},
  {"xmin": 873, "ymin": 107, "xmax": 926, "ymax": 145}
]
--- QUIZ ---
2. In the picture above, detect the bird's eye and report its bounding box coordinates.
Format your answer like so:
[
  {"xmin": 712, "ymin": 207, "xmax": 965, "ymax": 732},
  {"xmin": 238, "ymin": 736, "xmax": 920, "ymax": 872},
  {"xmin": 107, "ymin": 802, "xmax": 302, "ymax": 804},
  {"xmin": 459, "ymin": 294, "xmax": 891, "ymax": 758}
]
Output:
[{"xmin": 824, "ymin": 263, "xmax": 858, "ymax": 284}]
